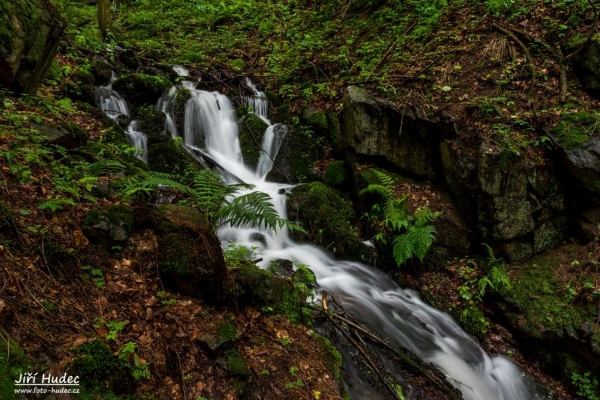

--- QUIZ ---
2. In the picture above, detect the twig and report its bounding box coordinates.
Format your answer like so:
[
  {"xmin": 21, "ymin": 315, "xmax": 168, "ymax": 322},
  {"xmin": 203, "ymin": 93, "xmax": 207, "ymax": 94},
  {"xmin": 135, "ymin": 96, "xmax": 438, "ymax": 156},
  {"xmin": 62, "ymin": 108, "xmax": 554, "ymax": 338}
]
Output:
[
  {"xmin": 321, "ymin": 296, "xmax": 404, "ymax": 400},
  {"xmin": 492, "ymin": 23, "xmax": 536, "ymax": 98}
]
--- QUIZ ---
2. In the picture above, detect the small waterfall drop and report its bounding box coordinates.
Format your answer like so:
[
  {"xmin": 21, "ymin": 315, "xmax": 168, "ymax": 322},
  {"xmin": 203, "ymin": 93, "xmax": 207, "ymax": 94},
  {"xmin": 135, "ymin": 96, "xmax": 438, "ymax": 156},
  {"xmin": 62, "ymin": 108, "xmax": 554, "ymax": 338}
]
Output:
[
  {"xmin": 163, "ymin": 80, "xmax": 540, "ymax": 400},
  {"xmin": 95, "ymin": 75, "xmax": 148, "ymax": 163}
]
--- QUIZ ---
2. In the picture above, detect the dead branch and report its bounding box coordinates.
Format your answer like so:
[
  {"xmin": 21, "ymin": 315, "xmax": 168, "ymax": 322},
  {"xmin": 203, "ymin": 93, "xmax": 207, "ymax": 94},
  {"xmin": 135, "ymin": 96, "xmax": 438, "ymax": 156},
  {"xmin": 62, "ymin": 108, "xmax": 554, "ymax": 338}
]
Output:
[{"xmin": 492, "ymin": 23, "xmax": 536, "ymax": 98}]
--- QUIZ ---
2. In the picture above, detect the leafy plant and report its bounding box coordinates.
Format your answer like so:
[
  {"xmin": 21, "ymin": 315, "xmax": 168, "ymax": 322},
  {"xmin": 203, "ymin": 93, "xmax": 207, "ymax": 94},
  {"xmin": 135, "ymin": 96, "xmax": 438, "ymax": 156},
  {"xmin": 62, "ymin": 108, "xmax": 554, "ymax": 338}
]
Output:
[
  {"xmin": 81, "ymin": 265, "xmax": 106, "ymax": 288},
  {"xmin": 122, "ymin": 170, "xmax": 304, "ymax": 233},
  {"xmin": 360, "ymin": 170, "xmax": 438, "ymax": 267},
  {"xmin": 572, "ymin": 371, "xmax": 599, "ymax": 400}
]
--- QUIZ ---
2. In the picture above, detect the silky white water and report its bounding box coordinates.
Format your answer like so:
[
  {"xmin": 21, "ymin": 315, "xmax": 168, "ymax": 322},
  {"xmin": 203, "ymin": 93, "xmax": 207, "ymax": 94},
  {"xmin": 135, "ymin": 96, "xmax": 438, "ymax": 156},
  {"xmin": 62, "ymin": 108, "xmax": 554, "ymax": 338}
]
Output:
[
  {"xmin": 95, "ymin": 78, "xmax": 148, "ymax": 163},
  {"xmin": 159, "ymin": 81, "xmax": 540, "ymax": 400}
]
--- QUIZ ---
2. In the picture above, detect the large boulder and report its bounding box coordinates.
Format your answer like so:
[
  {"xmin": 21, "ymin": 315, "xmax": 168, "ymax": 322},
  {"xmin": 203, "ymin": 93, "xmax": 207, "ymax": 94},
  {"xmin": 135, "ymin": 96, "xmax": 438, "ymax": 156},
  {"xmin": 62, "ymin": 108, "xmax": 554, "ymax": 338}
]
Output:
[
  {"xmin": 238, "ymin": 112, "xmax": 268, "ymax": 170},
  {"xmin": 148, "ymin": 204, "xmax": 226, "ymax": 300},
  {"xmin": 287, "ymin": 182, "xmax": 369, "ymax": 260},
  {"xmin": 0, "ymin": 0, "xmax": 65, "ymax": 94},
  {"xmin": 82, "ymin": 205, "xmax": 135, "ymax": 252},
  {"xmin": 342, "ymin": 86, "xmax": 454, "ymax": 179},
  {"xmin": 112, "ymin": 73, "xmax": 172, "ymax": 108}
]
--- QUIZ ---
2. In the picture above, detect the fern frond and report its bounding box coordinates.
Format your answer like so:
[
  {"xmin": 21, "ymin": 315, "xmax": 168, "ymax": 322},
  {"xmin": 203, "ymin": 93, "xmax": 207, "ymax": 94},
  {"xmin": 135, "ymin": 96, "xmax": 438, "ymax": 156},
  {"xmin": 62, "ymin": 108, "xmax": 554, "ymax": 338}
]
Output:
[
  {"xmin": 370, "ymin": 169, "xmax": 396, "ymax": 189},
  {"xmin": 86, "ymin": 159, "xmax": 127, "ymax": 176},
  {"xmin": 216, "ymin": 191, "xmax": 304, "ymax": 233},
  {"xmin": 414, "ymin": 206, "xmax": 438, "ymax": 227},
  {"xmin": 392, "ymin": 234, "xmax": 414, "ymax": 266},
  {"xmin": 409, "ymin": 224, "xmax": 436, "ymax": 262},
  {"xmin": 359, "ymin": 184, "xmax": 392, "ymax": 200}
]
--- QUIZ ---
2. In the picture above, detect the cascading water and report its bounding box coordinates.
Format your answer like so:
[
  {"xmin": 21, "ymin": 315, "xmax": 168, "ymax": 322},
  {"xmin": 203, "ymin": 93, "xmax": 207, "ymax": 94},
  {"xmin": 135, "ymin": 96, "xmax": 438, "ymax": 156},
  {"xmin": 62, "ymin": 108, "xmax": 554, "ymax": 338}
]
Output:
[
  {"xmin": 168, "ymin": 81, "xmax": 541, "ymax": 400},
  {"xmin": 95, "ymin": 74, "xmax": 148, "ymax": 163}
]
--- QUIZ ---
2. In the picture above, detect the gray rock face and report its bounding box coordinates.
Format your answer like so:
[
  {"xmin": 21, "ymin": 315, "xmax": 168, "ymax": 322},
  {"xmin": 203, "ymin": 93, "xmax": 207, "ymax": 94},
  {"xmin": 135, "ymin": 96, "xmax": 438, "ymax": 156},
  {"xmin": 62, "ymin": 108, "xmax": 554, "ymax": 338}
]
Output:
[
  {"xmin": 0, "ymin": 0, "xmax": 65, "ymax": 95},
  {"xmin": 574, "ymin": 37, "xmax": 600, "ymax": 94},
  {"xmin": 82, "ymin": 205, "xmax": 134, "ymax": 252},
  {"xmin": 558, "ymin": 137, "xmax": 600, "ymax": 194},
  {"xmin": 342, "ymin": 86, "xmax": 451, "ymax": 179}
]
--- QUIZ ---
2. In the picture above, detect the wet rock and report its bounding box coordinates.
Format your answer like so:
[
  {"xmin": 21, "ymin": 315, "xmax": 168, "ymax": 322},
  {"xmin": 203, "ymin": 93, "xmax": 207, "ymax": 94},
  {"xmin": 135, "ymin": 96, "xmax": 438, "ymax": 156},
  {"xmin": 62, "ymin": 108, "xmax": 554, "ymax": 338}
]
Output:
[
  {"xmin": 0, "ymin": 0, "xmax": 65, "ymax": 95},
  {"xmin": 133, "ymin": 105, "xmax": 168, "ymax": 144},
  {"xmin": 90, "ymin": 59, "xmax": 112, "ymax": 86},
  {"xmin": 249, "ymin": 232, "xmax": 267, "ymax": 246},
  {"xmin": 82, "ymin": 205, "xmax": 134, "ymax": 252},
  {"xmin": 150, "ymin": 204, "xmax": 226, "ymax": 300},
  {"xmin": 39, "ymin": 122, "xmax": 88, "ymax": 149},
  {"xmin": 287, "ymin": 182, "xmax": 369, "ymax": 260},
  {"xmin": 342, "ymin": 85, "xmax": 450, "ymax": 179},
  {"xmin": 238, "ymin": 112, "xmax": 268, "ymax": 170},
  {"xmin": 112, "ymin": 73, "xmax": 172, "ymax": 108},
  {"xmin": 324, "ymin": 160, "xmax": 349, "ymax": 190},
  {"xmin": 557, "ymin": 136, "xmax": 600, "ymax": 194},
  {"xmin": 118, "ymin": 49, "xmax": 140, "ymax": 70},
  {"xmin": 147, "ymin": 140, "xmax": 200, "ymax": 175},
  {"xmin": 270, "ymin": 259, "xmax": 295, "ymax": 279}
]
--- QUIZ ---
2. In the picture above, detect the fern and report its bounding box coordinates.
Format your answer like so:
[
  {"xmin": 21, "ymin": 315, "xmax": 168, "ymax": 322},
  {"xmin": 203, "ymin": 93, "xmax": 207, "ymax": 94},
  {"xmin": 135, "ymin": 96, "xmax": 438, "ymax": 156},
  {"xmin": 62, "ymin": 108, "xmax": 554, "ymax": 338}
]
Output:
[
  {"xmin": 360, "ymin": 170, "xmax": 438, "ymax": 268},
  {"xmin": 121, "ymin": 170, "xmax": 303, "ymax": 233}
]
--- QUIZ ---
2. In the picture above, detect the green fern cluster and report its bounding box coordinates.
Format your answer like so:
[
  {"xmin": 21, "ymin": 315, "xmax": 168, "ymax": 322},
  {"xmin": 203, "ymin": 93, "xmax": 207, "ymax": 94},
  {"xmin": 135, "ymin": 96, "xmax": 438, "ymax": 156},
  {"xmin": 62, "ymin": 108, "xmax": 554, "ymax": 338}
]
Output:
[
  {"xmin": 360, "ymin": 170, "xmax": 438, "ymax": 267},
  {"xmin": 121, "ymin": 170, "xmax": 304, "ymax": 233}
]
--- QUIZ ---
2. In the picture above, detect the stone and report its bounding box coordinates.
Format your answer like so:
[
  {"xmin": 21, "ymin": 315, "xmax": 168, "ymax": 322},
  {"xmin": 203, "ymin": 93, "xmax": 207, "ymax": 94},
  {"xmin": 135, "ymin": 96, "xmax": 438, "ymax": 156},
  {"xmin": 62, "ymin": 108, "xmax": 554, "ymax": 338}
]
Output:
[
  {"xmin": 150, "ymin": 204, "xmax": 226, "ymax": 300},
  {"xmin": 532, "ymin": 216, "xmax": 569, "ymax": 253},
  {"xmin": 238, "ymin": 112, "xmax": 268, "ymax": 170},
  {"xmin": 577, "ymin": 208, "xmax": 600, "ymax": 242},
  {"xmin": 342, "ymin": 85, "xmax": 449, "ymax": 179},
  {"xmin": 287, "ymin": 182, "xmax": 369, "ymax": 260},
  {"xmin": 323, "ymin": 160, "xmax": 349, "ymax": 189},
  {"xmin": 118, "ymin": 49, "xmax": 140, "ymax": 70},
  {"xmin": 266, "ymin": 126, "xmax": 320, "ymax": 184},
  {"xmin": 0, "ymin": 0, "xmax": 65, "ymax": 95},
  {"xmin": 62, "ymin": 67, "xmax": 95, "ymax": 105},
  {"xmin": 82, "ymin": 205, "xmax": 134, "ymax": 252},
  {"xmin": 228, "ymin": 58, "xmax": 247, "ymax": 72},
  {"xmin": 497, "ymin": 239, "xmax": 533, "ymax": 263},
  {"xmin": 39, "ymin": 122, "xmax": 88, "ymax": 149},
  {"xmin": 557, "ymin": 136, "xmax": 600, "ymax": 194},
  {"xmin": 90, "ymin": 59, "xmax": 112, "ymax": 86},
  {"xmin": 477, "ymin": 144, "xmax": 527, "ymax": 197},
  {"xmin": 573, "ymin": 36, "xmax": 600, "ymax": 97},
  {"xmin": 111, "ymin": 73, "xmax": 172, "ymax": 108}
]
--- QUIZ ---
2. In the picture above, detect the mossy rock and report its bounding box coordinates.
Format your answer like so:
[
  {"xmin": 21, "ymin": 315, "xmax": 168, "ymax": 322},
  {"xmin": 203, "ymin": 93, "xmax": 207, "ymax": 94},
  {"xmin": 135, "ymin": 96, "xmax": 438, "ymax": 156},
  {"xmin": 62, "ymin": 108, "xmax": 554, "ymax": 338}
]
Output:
[
  {"xmin": 228, "ymin": 58, "xmax": 247, "ymax": 72},
  {"xmin": 38, "ymin": 121, "xmax": 88, "ymax": 149},
  {"xmin": 133, "ymin": 105, "xmax": 169, "ymax": 145},
  {"xmin": 326, "ymin": 111, "xmax": 343, "ymax": 156},
  {"xmin": 151, "ymin": 204, "xmax": 226, "ymax": 300},
  {"xmin": 219, "ymin": 348, "xmax": 249, "ymax": 378},
  {"xmin": 266, "ymin": 126, "xmax": 320, "ymax": 183},
  {"xmin": 324, "ymin": 160, "xmax": 349, "ymax": 189},
  {"xmin": 550, "ymin": 112, "xmax": 599, "ymax": 150},
  {"xmin": 70, "ymin": 340, "xmax": 135, "ymax": 395},
  {"xmin": 287, "ymin": 182, "xmax": 368, "ymax": 260},
  {"xmin": 112, "ymin": 73, "xmax": 172, "ymax": 108},
  {"xmin": 62, "ymin": 67, "xmax": 96, "ymax": 105},
  {"xmin": 231, "ymin": 263, "xmax": 315, "ymax": 324},
  {"xmin": 147, "ymin": 140, "xmax": 200, "ymax": 176},
  {"xmin": 90, "ymin": 59, "xmax": 112, "ymax": 86},
  {"xmin": 239, "ymin": 113, "xmax": 268, "ymax": 170},
  {"xmin": 82, "ymin": 205, "xmax": 134, "ymax": 252}
]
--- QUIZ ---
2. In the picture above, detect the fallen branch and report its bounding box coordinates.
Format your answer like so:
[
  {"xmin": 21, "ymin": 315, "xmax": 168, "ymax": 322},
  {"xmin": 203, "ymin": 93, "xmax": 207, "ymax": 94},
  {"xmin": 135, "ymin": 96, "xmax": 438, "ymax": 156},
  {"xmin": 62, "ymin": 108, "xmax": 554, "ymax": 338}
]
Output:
[{"xmin": 492, "ymin": 23, "xmax": 536, "ymax": 99}]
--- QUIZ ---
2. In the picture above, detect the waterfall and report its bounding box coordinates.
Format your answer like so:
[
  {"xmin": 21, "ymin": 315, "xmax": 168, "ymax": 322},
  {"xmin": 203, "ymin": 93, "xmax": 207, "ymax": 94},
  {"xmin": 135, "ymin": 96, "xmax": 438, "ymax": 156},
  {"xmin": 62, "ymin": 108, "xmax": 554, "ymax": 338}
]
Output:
[
  {"xmin": 95, "ymin": 77, "xmax": 148, "ymax": 163},
  {"xmin": 170, "ymin": 82, "xmax": 539, "ymax": 400}
]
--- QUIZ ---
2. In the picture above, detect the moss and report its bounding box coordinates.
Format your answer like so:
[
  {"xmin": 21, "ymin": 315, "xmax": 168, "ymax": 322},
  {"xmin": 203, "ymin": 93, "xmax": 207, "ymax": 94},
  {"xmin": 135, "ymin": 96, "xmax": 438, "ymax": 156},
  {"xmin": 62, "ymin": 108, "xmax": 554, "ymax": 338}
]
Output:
[
  {"xmin": 228, "ymin": 58, "xmax": 247, "ymax": 71},
  {"xmin": 266, "ymin": 126, "xmax": 319, "ymax": 183},
  {"xmin": 147, "ymin": 140, "xmax": 200, "ymax": 176},
  {"xmin": 0, "ymin": 332, "xmax": 28, "ymax": 400},
  {"xmin": 500, "ymin": 261, "xmax": 594, "ymax": 339},
  {"xmin": 312, "ymin": 332, "xmax": 343, "ymax": 381},
  {"xmin": 173, "ymin": 87, "xmax": 191, "ymax": 130},
  {"xmin": 134, "ymin": 105, "xmax": 169, "ymax": 144},
  {"xmin": 305, "ymin": 111, "xmax": 328, "ymax": 131},
  {"xmin": 550, "ymin": 112, "xmax": 599, "ymax": 149},
  {"xmin": 223, "ymin": 348, "xmax": 249, "ymax": 378},
  {"xmin": 0, "ymin": 0, "xmax": 41, "ymax": 59},
  {"xmin": 70, "ymin": 340, "xmax": 135, "ymax": 395},
  {"xmin": 287, "ymin": 182, "xmax": 368, "ymax": 259},
  {"xmin": 239, "ymin": 113, "xmax": 268, "ymax": 169},
  {"xmin": 324, "ymin": 160, "xmax": 348, "ymax": 188},
  {"xmin": 326, "ymin": 112, "xmax": 343, "ymax": 155},
  {"xmin": 112, "ymin": 73, "xmax": 172, "ymax": 107}
]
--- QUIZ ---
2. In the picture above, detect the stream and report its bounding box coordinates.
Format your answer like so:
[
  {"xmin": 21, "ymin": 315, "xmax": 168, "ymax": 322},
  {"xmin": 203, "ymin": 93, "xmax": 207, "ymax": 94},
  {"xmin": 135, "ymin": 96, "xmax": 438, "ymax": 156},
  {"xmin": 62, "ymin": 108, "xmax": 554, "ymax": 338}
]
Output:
[{"xmin": 97, "ymin": 71, "xmax": 544, "ymax": 400}]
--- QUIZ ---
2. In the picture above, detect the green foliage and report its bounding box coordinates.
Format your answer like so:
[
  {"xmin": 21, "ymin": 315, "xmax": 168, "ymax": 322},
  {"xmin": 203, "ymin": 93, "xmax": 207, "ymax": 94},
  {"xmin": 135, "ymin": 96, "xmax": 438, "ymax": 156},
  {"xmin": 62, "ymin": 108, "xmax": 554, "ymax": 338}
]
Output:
[
  {"xmin": 122, "ymin": 170, "xmax": 304, "ymax": 233},
  {"xmin": 81, "ymin": 265, "xmax": 106, "ymax": 288},
  {"xmin": 572, "ymin": 371, "xmax": 599, "ymax": 400},
  {"xmin": 360, "ymin": 170, "xmax": 438, "ymax": 267},
  {"xmin": 550, "ymin": 111, "xmax": 600, "ymax": 149}
]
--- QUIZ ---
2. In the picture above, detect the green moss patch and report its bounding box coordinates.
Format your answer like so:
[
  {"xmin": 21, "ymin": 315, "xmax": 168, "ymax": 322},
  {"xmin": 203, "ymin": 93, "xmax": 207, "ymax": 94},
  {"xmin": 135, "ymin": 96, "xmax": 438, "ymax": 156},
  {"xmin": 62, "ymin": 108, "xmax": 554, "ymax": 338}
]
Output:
[
  {"xmin": 550, "ymin": 112, "xmax": 600, "ymax": 150},
  {"xmin": 239, "ymin": 113, "xmax": 268, "ymax": 170},
  {"xmin": 112, "ymin": 73, "xmax": 172, "ymax": 107}
]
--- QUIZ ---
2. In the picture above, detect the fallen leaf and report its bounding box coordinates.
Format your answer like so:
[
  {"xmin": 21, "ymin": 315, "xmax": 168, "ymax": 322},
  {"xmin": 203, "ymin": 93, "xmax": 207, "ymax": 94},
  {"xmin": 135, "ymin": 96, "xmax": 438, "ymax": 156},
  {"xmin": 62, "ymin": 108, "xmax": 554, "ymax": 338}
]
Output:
[
  {"xmin": 73, "ymin": 230, "xmax": 88, "ymax": 248},
  {"xmin": 72, "ymin": 337, "xmax": 87, "ymax": 347}
]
